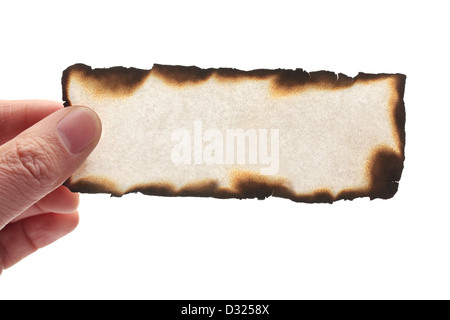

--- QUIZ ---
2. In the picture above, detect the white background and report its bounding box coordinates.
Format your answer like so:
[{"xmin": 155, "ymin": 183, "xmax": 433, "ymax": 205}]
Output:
[{"xmin": 0, "ymin": 0, "xmax": 449, "ymax": 299}]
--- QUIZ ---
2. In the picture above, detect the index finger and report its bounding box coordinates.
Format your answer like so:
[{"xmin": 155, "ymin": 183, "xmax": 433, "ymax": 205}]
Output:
[{"xmin": 0, "ymin": 100, "xmax": 63, "ymax": 145}]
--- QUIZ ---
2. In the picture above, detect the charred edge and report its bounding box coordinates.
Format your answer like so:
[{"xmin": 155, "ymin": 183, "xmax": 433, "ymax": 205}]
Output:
[
  {"xmin": 65, "ymin": 173, "xmax": 330, "ymax": 203},
  {"xmin": 288, "ymin": 190, "xmax": 334, "ymax": 204},
  {"xmin": 151, "ymin": 64, "xmax": 278, "ymax": 86},
  {"xmin": 65, "ymin": 147, "xmax": 403, "ymax": 202},
  {"xmin": 125, "ymin": 174, "xmax": 296, "ymax": 201},
  {"xmin": 64, "ymin": 63, "xmax": 406, "ymax": 100},
  {"xmin": 392, "ymin": 73, "xmax": 407, "ymax": 155},
  {"xmin": 366, "ymin": 147, "xmax": 403, "ymax": 199},
  {"xmin": 124, "ymin": 176, "xmax": 282, "ymax": 200},
  {"xmin": 127, "ymin": 183, "xmax": 176, "ymax": 197},
  {"xmin": 64, "ymin": 176, "xmax": 123, "ymax": 197},
  {"xmin": 151, "ymin": 64, "xmax": 405, "ymax": 98},
  {"xmin": 151, "ymin": 64, "xmax": 334, "ymax": 91},
  {"xmin": 269, "ymin": 69, "xmax": 355, "ymax": 96},
  {"xmin": 228, "ymin": 172, "xmax": 289, "ymax": 201},
  {"xmin": 62, "ymin": 66, "xmax": 73, "ymax": 107},
  {"xmin": 65, "ymin": 145, "xmax": 405, "ymax": 203},
  {"xmin": 62, "ymin": 63, "xmax": 150, "ymax": 103},
  {"xmin": 140, "ymin": 147, "xmax": 403, "ymax": 204},
  {"xmin": 151, "ymin": 64, "xmax": 215, "ymax": 85},
  {"xmin": 336, "ymin": 146, "xmax": 404, "ymax": 201},
  {"xmin": 127, "ymin": 180, "xmax": 221, "ymax": 198},
  {"xmin": 271, "ymin": 71, "xmax": 403, "ymax": 95},
  {"xmin": 392, "ymin": 73, "xmax": 406, "ymax": 187}
]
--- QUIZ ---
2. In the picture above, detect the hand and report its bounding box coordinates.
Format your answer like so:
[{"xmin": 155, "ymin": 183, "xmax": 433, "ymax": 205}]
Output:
[{"xmin": 0, "ymin": 100, "xmax": 102, "ymax": 274}]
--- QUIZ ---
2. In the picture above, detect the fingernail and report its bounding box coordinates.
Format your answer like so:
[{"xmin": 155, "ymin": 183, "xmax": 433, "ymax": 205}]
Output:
[{"xmin": 57, "ymin": 107, "xmax": 101, "ymax": 154}]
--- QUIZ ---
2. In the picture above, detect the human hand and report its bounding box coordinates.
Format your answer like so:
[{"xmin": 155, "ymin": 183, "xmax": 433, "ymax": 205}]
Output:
[{"xmin": 0, "ymin": 100, "xmax": 101, "ymax": 274}]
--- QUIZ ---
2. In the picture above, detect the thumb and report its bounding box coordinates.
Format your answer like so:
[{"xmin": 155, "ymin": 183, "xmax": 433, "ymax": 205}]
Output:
[{"xmin": 0, "ymin": 106, "xmax": 102, "ymax": 228}]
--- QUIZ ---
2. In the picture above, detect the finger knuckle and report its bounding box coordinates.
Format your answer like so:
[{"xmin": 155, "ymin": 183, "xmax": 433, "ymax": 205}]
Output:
[{"xmin": 7, "ymin": 138, "xmax": 57, "ymax": 188}]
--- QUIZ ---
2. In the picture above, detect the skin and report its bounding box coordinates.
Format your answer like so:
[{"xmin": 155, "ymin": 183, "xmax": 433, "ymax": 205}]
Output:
[{"xmin": 0, "ymin": 100, "xmax": 102, "ymax": 274}]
